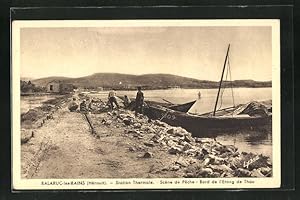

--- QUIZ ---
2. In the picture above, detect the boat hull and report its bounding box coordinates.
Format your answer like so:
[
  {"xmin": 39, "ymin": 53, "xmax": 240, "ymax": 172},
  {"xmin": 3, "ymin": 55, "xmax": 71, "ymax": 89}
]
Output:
[
  {"xmin": 118, "ymin": 96, "xmax": 196, "ymax": 113},
  {"xmin": 164, "ymin": 100, "xmax": 196, "ymax": 113},
  {"xmin": 144, "ymin": 105, "xmax": 272, "ymax": 136}
]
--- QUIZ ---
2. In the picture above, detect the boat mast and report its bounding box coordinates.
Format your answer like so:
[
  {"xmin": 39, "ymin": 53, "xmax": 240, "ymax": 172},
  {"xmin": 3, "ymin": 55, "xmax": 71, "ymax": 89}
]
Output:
[{"xmin": 213, "ymin": 44, "xmax": 230, "ymax": 116}]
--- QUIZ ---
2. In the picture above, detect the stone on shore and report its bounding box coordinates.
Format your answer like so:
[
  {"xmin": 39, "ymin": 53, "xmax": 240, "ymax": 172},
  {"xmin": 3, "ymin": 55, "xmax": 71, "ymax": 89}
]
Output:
[
  {"xmin": 128, "ymin": 146, "xmax": 136, "ymax": 152},
  {"xmin": 196, "ymin": 168, "xmax": 213, "ymax": 178},
  {"xmin": 154, "ymin": 120, "xmax": 168, "ymax": 127},
  {"xmin": 251, "ymin": 169, "xmax": 265, "ymax": 177},
  {"xmin": 123, "ymin": 118, "xmax": 132, "ymax": 125},
  {"xmin": 144, "ymin": 141, "xmax": 155, "ymax": 147},
  {"xmin": 175, "ymin": 157, "xmax": 190, "ymax": 167},
  {"xmin": 80, "ymin": 100, "xmax": 273, "ymax": 178},
  {"xmin": 104, "ymin": 120, "xmax": 112, "ymax": 126},
  {"xmin": 168, "ymin": 146, "xmax": 182, "ymax": 155},
  {"xmin": 208, "ymin": 164, "xmax": 233, "ymax": 174},
  {"xmin": 142, "ymin": 152, "xmax": 154, "ymax": 158},
  {"xmin": 260, "ymin": 167, "xmax": 272, "ymax": 176},
  {"xmin": 184, "ymin": 134, "xmax": 195, "ymax": 143},
  {"xmin": 234, "ymin": 168, "xmax": 252, "ymax": 177},
  {"xmin": 133, "ymin": 123, "xmax": 142, "ymax": 129}
]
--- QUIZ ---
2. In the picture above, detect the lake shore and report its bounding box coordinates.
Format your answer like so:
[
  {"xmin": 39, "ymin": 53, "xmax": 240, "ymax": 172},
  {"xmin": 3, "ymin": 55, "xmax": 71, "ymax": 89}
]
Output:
[
  {"xmin": 21, "ymin": 94, "xmax": 71, "ymax": 133},
  {"xmin": 20, "ymin": 93, "xmax": 272, "ymax": 179}
]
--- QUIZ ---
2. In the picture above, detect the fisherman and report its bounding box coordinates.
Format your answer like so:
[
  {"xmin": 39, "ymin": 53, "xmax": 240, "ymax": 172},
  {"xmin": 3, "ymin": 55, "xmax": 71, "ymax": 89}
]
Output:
[
  {"xmin": 87, "ymin": 99, "xmax": 92, "ymax": 111},
  {"xmin": 80, "ymin": 100, "xmax": 88, "ymax": 112},
  {"xmin": 135, "ymin": 86, "xmax": 144, "ymax": 116},
  {"xmin": 198, "ymin": 91, "xmax": 202, "ymax": 99},
  {"xmin": 108, "ymin": 89, "xmax": 119, "ymax": 110},
  {"xmin": 68, "ymin": 97, "xmax": 78, "ymax": 112},
  {"xmin": 123, "ymin": 95, "xmax": 131, "ymax": 108}
]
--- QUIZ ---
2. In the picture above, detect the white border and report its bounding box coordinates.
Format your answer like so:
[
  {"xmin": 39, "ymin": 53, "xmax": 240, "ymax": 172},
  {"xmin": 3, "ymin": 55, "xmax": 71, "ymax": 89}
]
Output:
[{"xmin": 12, "ymin": 19, "xmax": 280, "ymax": 190}]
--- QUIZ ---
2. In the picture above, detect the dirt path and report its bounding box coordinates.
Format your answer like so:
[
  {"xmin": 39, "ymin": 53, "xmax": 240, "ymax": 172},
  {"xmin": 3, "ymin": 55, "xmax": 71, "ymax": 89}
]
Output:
[
  {"xmin": 21, "ymin": 100, "xmax": 272, "ymax": 179},
  {"xmin": 23, "ymin": 106, "xmax": 178, "ymax": 179}
]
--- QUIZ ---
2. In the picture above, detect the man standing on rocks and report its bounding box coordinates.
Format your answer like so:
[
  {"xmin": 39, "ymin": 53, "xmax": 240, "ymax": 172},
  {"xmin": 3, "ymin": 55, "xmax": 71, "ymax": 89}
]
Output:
[
  {"xmin": 135, "ymin": 86, "xmax": 144, "ymax": 116},
  {"xmin": 108, "ymin": 89, "xmax": 119, "ymax": 110}
]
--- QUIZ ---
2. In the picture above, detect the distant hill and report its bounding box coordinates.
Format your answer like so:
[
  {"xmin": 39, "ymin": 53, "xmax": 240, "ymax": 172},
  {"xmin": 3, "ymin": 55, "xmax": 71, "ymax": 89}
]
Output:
[
  {"xmin": 32, "ymin": 76, "xmax": 72, "ymax": 86},
  {"xmin": 32, "ymin": 73, "xmax": 271, "ymax": 90}
]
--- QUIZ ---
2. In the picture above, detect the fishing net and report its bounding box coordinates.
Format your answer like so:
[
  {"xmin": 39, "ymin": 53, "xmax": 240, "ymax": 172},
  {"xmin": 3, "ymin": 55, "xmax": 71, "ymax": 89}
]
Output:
[{"xmin": 229, "ymin": 101, "xmax": 270, "ymax": 117}]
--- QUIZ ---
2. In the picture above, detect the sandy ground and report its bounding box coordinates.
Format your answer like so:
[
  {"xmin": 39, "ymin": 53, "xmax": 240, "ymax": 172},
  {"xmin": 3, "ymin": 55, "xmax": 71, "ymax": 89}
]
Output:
[
  {"xmin": 21, "ymin": 95, "xmax": 272, "ymax": 179},
  {"xmin": 21, "ymin": 106, "xmax": 181, "ymax": 179}
]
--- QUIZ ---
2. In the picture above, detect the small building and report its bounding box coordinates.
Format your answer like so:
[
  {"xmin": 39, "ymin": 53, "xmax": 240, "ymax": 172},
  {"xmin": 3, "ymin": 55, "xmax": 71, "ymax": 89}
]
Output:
[
  {"xmin": 46, "ymin": 81, "xmax": 60, "ymax": 93},
  {"xmin": 46, "ymin": 81, "xmax": 74, "ymax": 94}
]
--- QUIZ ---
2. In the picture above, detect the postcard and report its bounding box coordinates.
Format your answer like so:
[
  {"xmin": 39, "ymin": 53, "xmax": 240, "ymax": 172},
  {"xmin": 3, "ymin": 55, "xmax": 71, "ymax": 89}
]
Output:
[{"xmin": 12, "ymin": 19, "xmax": 280, "ymax": 190}]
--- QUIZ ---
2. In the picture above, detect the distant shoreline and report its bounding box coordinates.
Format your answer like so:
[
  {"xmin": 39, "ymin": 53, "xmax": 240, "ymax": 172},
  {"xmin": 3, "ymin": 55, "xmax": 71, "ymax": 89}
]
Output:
[
  {"xmin": 21, "ymin": 92, "xmax": 72, "ymax": 97},
  {"xmin": 111, "ymin": 86, "xmax": 272, "ymax": 91},
  {"xmin": 21, "ymin": 86, "xmax": 272, "ymax": 96},
  {"xmin": 28, "ymin": 73, "xmax": 271, "ymax": 91}
]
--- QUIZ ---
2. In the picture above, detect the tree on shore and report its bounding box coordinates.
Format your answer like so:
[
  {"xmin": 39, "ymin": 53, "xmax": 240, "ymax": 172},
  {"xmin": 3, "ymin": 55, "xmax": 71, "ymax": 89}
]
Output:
[{"xmin": 21, "ymin": 80, "xmax": 46, "ymax": 93}]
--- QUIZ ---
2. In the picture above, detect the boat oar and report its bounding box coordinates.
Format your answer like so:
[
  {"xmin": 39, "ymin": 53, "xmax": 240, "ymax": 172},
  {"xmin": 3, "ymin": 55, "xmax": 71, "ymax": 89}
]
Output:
[
  {"xmin": 162, "ymin": 98, "xmax": 174, "ymax": 105},
  {"xmin": 198, "ymin": 106, "xmax": 236, "ymax": 116}
]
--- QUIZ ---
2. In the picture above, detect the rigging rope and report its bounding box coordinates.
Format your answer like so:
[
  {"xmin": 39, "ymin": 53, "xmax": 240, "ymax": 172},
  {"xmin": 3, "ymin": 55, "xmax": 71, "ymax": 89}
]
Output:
[
  {"xmin": 216, "ymin": 50, "xmax": 235, "ymax": 113},
  {"xmin": 227, "ymin": 55, "xmax": 235, "ymax": 107},
  {"xmin": 217, "ymin": 61, "xmax": 229, "ymax": 111}
]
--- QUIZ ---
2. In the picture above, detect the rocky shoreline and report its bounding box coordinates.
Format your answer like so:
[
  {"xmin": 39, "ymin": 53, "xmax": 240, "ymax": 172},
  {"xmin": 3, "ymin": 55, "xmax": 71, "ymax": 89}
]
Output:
[
  {"xmin": 20, "ymin": 94, "xmax": 272, "ymax": 178},
  {"xmin": 21, "ymin": 94, "xmax": 71, "ymax": 143},
  {"xmin": 88, "ymin": 106, "xmax": 272, "ymax": 178}
]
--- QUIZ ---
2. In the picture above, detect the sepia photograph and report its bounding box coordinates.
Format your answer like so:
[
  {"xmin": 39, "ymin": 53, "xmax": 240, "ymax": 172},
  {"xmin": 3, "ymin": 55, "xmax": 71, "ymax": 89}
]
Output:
[{"xmin": 12, "ymin": 20, "xmax": 280, "ymax": 190}]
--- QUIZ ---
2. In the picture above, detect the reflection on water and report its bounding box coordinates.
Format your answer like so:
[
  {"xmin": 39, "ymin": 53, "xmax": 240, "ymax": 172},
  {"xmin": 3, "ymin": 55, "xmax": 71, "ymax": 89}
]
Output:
[{"xmin": 214, "ymin": 127, "xmax": 272, "ymax": 158}]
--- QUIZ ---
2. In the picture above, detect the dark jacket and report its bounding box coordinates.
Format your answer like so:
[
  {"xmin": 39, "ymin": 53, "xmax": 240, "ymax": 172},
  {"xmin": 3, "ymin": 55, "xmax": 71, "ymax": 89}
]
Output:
[{"xmin": 135, "ymin": 91, "xmax": 144, "ymax": 105}]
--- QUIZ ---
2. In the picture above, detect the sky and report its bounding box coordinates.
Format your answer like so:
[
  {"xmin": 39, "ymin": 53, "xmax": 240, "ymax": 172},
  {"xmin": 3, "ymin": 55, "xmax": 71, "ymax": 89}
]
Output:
[{"xmin": 20, "ymin": 26, "xmax": 272, "ymax": 81}]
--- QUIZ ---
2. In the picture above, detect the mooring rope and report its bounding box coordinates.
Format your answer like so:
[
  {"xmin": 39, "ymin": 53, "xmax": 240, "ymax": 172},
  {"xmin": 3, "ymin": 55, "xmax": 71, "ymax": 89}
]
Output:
[
  {"xmin": 227, "ymin": 56, "xmax": 235, "ymax": 108},
  {"xmin": 217, "ymin": 59, "xmax": 229, "ymax": 112}
]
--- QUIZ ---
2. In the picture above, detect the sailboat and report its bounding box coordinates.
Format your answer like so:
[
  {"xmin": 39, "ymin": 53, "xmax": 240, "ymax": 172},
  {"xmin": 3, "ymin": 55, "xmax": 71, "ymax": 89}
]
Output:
[{"xmin": 144, "ymin": 44, "xmax": 272, "ymax": 135}]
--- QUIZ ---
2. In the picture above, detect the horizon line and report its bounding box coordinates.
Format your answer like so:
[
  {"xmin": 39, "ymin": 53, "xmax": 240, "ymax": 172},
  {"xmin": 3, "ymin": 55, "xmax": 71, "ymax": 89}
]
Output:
[{"xmin": 21, "ymin": 72, "xmax": 272, "ymax": 82}]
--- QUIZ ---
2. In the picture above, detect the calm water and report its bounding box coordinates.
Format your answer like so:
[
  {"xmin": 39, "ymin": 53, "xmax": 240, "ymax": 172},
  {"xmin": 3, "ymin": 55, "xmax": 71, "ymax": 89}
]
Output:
[
  {"xmin": 112, "ymin": 87, "xmax": 272, "ymax": 157},
  {"xmin": 90, "ymin": 88, "xmax": 271, "ymax": 113},
  {"xmin": 20, "ymin": 95, "xmax": 63, "ymax": 114},
  {"xmin": 21, "ymin": 88, "xmax": 272, "ymax": 157}
]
